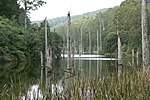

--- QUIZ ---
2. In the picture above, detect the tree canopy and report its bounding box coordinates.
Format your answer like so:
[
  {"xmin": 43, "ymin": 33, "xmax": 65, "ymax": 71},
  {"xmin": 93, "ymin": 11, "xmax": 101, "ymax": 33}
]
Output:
[{"xmin": 56, "ymin": 0, "xmax": 149, "ymax": 54}]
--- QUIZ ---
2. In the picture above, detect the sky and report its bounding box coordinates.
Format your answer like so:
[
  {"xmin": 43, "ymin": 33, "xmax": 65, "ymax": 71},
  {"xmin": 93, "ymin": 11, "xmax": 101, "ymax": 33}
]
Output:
[{"xmin": 30, "ymin": 0, "xmax": 125, "ymax": 21}]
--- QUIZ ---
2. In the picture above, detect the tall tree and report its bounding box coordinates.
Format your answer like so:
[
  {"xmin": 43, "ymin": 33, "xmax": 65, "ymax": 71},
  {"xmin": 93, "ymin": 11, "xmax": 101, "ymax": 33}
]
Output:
[
  {"xmin": 67, "ymin": 12, "xmax": 71, "ymax": 69},
  {"xmin": 141, "ymin": 0, "xmax": 149, "ymax": 69},
  {"xmin": 18, "ymin": 0, "xmax": 46, "ymax": 29}
]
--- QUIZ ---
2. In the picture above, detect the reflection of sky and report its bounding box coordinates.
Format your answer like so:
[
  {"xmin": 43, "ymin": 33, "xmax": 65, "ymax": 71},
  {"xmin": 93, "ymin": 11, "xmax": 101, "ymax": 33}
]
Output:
[
  {"xmin": 74, "ymin": 57, "xmax": 117, "ymax": 60},
  {"xmin": 61, "ymin": 54, "xmax": 105, "ymax": 58},
  {"xmin": 21, "ymin": 85, "xmax": 43, "ymax": 100}
]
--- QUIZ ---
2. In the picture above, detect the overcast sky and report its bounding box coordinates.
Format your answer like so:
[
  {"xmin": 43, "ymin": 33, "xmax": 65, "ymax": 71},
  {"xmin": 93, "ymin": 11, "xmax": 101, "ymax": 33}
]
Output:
[{"xmin": 30, "ymin": 0, "xmax": 125, "ymax": 21}]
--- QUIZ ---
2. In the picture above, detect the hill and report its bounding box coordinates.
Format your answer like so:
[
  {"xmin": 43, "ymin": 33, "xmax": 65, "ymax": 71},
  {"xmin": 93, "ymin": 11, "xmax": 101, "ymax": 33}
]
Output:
[
  {"xmin": 55, "ymin": 0, "xmax": 146, "ymax": 54},
  {"xmin": 32, "ymin": 8, "xmax": 107, "ymax": 28}
]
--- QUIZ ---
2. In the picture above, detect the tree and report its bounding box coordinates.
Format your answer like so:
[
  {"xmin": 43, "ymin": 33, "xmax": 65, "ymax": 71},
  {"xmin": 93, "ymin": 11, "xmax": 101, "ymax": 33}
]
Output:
[
  {"xmin": 18, "ymin": 0, "xmax": 46, "ymax": 29},
  {"xmin": 141, "ymin": 0, "xmax": 149, "ymax": 69},
  {"xmin": 0, "ymin": 0, "xmax": 20, "ymax": 20}
]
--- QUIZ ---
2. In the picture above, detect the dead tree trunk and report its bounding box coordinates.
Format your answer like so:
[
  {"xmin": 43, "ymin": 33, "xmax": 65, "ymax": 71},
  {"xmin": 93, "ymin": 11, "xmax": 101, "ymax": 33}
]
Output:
[
  {"xmin": 67, "ymin": 12, "xmax": 71, "ymax": 69},
  {"xmin": 89, "ymin": 30, "xmax": 91, "ymax": 54},
  {"xmin": 24, "ymin": 0, "xmax": 27, "ymax": 29},
  {"xmin": 97, "ymin": 30, "xmax": 99, "ymax": 54},
  {"xmin": 116, "ymin": 17, "xmax": 122, "ymax": 76},
  {"xmin": 141, "ymin": 0, "xmax": 149, "ymax": 69},
  {"xmin": 132, "ymin": 49, "xmax": 135, "ymax": 67},
  {"xmin": 99, "ymin": 13, "xmax": 102, "ymax": 53},
  {"xmin": 45, "ymin": 18, "xmax": 52, "ymax": 94},
  {"xmin": 40, "ymin": 51, "xmax": 43, "ymax": 84},
  {"xmin": 80, "ymin": 27, "xmax": 83, "ymax": 55},
  {"xmin": 97, "ymin": 30, "xmax": 99, "ymax": 74},
  {"xmin": 118, "ymin": 36, "xmax": 122, "ymax": 75},
  {"xmin": 136, "ymin": 51, "xmax": 139, "ymax": 66}
]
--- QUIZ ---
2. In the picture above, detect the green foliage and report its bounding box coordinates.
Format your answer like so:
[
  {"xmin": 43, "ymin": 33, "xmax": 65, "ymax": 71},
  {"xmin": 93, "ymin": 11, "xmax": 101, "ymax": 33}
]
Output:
[
  {"xmin": 18, "ymin": 0, "xmax": 46, "ymax": 14},
  {"xmin": 0, "ymin": 16, "xmax": 25, "ymax": 61},
  {"xmin": 0, "ymin": 0, "xmax": 20, "ymax": 20},
  {"xmin": 48, "ymin": 32, "xmax": 63, "ymax": 58},
  {"xmin": 103, "ymin": 32, "xmax": 118, "ymax": 53},
  {"xmin": 0, "ymin": 16, "xmax": 63, "ymax": 61},
  {"xmin": 55, "ymin": 0, "xmax": 149, "ymax": 54}
]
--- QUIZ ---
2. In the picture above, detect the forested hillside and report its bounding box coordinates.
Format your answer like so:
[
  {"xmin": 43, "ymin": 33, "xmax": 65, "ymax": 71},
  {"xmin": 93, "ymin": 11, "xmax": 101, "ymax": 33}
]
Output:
[
  {"xmin": 32, "ymin": 8, "xmax": 107, "ymax": 28},
  {"xmin": 55, "ymin": 0, "xmax": 149, "ymax": 54}
]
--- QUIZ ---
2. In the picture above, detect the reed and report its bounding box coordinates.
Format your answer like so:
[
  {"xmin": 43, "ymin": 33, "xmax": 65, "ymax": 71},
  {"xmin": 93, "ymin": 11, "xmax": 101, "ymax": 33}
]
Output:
[
  {"xmin": 52, "ymin": 68, "xmax": 150, "ymax": 100},
  {"xmin": 1, "ymin": 68, "xmax": 150, "ymax": 100}
]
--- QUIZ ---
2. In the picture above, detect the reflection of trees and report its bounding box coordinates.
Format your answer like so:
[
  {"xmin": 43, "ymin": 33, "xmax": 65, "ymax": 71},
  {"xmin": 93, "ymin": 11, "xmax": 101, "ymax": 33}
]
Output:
[
  {"xmin": 52, "ymin": 59, "xmax": 65, "ymax": 83},
  {"xmin": 0, "ymin": 61, "xmax": 41, "ymax": 98},
  {"xmin": 103, "ymin": 60, "xmax": 116, "ymax": 76}
]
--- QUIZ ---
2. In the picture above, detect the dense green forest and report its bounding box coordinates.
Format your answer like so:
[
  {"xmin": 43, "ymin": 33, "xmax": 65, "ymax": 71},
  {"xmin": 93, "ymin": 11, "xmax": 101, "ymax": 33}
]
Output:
[
  {"xmin": 0, "ymin": 0, "xmax": 63, "ymax": 62},
  {"xmin": 56, "ymin": 0, "xmax": 150, "ymax": 54}
]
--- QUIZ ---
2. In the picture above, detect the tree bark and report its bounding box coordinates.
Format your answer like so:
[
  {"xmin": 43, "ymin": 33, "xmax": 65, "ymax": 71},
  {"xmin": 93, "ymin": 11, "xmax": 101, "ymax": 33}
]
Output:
[
  {"xmin": 132, "ymin": 49, "xmax": 135, "ymax": 67},
  {"xmin": 97, "ymin": 30, "xmax": 99, "ymax": 54},
  {"xmin": 99, "ymin": 13, "xmax": 102, "ymax": 52},
  {"xmin": 117, "ymin": 17, "xmax": 122, "ymax": 76},
  {"xmin": 45, "ymin": 18, "xmax": 52, "ymax": 94},
  {"xmin": 40, "ymin": 51, "xmax": 43, "ymax": 84},
  {"xmin": 67, "ymin": 12, "xmax": 71, "ymax": 69},
  {"xmin": 89, "ymin": 30, "xmax": 91, "ymax": 54},
  {"xmin": 141, "ymin": 0, "xmax": 149, "ymax": 69},
  {"xmin": 80, "ymin": 26, "xmax": 83, "ymax": 55},
  {"xmin": 24, "ymin": 0, "xmax": 27, "ymax": 29}
]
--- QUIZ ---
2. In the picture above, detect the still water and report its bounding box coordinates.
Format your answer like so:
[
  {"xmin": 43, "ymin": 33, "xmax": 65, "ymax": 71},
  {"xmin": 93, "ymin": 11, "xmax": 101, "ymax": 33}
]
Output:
[{"xmin": 0, "ymin": 55, "xmax": 119, "ymax": 99}]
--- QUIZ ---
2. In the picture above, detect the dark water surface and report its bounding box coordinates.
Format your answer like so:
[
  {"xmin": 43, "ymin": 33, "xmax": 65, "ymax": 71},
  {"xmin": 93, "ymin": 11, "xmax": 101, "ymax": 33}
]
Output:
[{"xmin": 1, "ymin": 55, "xmax": 132, "ymax": 98}]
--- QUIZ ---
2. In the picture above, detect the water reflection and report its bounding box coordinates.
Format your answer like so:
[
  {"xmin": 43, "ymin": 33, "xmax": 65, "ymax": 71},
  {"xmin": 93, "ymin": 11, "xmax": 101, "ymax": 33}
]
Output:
[
  {"xmin": 0, "ymin": 55, "xmax": 117, "ymax": 99},
  {"xmin": 60, "ymin": 56, "xmax": 117, "ymax": 79},
  {"xmin": 0, "ymin": 61, "xmax": 41, "ymax": 99}
]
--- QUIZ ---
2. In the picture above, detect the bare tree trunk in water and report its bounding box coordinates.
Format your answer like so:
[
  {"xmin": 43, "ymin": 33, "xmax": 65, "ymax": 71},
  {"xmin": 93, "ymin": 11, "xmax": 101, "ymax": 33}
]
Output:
[
  {"xmin": 136, "ymin": 51, "xmax": 139, "ymax": 66},
  {"xmin": 80, "ymin": 27, "xmax": 83, "ymax": 56},
  {"xmin": 132, "ymin": 49, "xmax": 135, "ymax": 67},
  {"xmin": 45, "ymin": 18, "xmax": 52, "ymax": 96},
  {"xmin": 141, "ymin": 0, "xmax": 149, "ymax": 69},
  {"xmin": 118, "ymin": 36, "xmax": 122, "ymax": 76},
  {"xmin": 116, "ymin": 17, "xmax": 122, "ymax": 76},
  {"xmin": 67, "ymin": 12, "xmax": 71, "ymax": 69},
  {"xmin": 97, "ymin": 30, "xmax": 99, "ymax": 75},
  {"xmin": 89, "ymin": 31, "xmax": 91, "ymax": 54},
  {"xmin": 99, "ymin": 13, "xmax": 102, "ymax": 53},
  {"xmin": 40, "ymin": 51, "xmax": 43, "ymax": 85},
  {"xmin": 97, "ymin": 30, "xmax": 99, "ymax": 54}
]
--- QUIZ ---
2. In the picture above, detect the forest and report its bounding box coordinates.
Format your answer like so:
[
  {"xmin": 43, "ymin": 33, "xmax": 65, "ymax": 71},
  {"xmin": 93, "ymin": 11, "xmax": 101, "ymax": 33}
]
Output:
[
  {"xmin": 1, "ymin": 0, "xmax": 148, "ymax": 62},
  {"xmin": 56, "ymin": 0, "xmax": 149, "ymax": 55},
  {"xmin": 0, "ymin": 0, "xmax": 63, "ymax": 62}
]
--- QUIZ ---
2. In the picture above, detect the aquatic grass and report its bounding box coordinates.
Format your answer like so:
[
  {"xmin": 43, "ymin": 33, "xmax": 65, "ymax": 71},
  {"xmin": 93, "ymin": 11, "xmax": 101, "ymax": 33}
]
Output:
[
  {"xmin": 2, "ymin": 67, "xmax": 150, "ymax": 99},
  {"xmin": 51, "ymin": 68, "xmax": 150, "ymax": 100},
  {"xmin": 0, "ymin": 77, "xmax": 41, "ymax": 100}
]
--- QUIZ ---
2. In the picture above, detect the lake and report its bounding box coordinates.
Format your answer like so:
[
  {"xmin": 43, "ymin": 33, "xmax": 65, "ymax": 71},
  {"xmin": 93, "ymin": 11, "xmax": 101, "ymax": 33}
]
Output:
[{"xmin": 0, "ymin": 54, "xmax": 137, "ymax": 99}]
